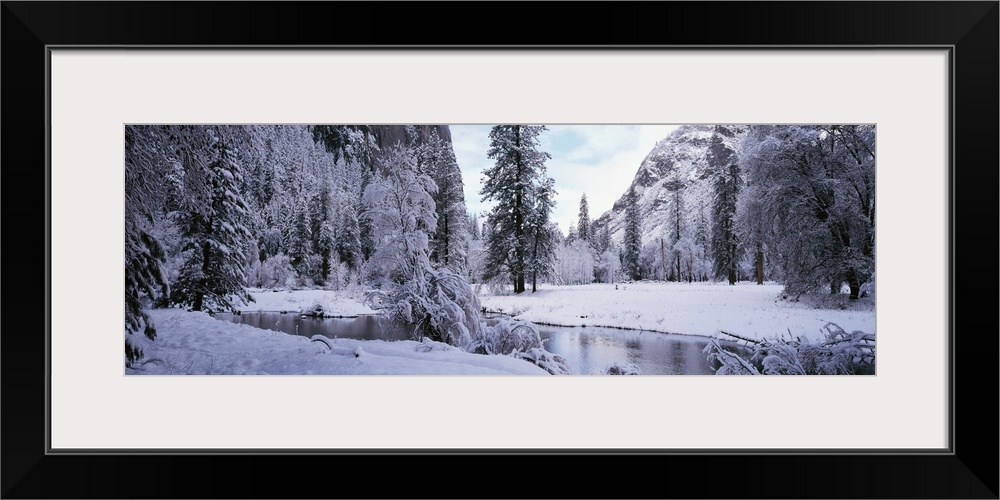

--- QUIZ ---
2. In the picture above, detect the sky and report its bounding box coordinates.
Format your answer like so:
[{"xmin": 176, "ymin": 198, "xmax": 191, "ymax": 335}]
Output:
[{"xmin": 451, "ymin": 125, "xmax": 680, "ymax": 236}]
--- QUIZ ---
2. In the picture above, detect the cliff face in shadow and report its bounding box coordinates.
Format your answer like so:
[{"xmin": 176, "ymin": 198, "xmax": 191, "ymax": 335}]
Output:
[{"xmin": 369, "ymin": 125, "xmax": 452, "ymax": 149}]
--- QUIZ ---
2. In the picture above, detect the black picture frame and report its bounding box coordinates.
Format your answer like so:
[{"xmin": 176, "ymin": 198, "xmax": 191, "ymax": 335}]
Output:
[{"xmin": 3, "ymin": 2, "xmax": 996, "ymax": 498}]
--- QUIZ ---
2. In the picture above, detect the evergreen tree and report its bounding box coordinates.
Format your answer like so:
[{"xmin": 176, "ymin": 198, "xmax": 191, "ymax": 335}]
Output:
[
  {"xmin": 480, "ymin": 125, "xmax": 554, "ymax": 294},
  {"xmin": 124, "ymin": 125, "xmax": 172, "ymax": 365},
  {"xmin": 418, "ymin": 128, "xmax": 469, "ymax": 272},
  {"xmin": 311, "ymin": 185, "xmax": 335, "ymax": 285},
  {"xmin": 622, "ymin": 187, "xmax": 643, "ymax": 281},
  {"xmin": 170, "ymin": 127, "xmax": 255, "ymax": 313},
  {"xmin": 468, "ymin": 212, "xmax": 480, "ymax": 241},
  {"xmin": 669, "ymin": 176, "xmax": 685, "ymax": 281},
  {"xmin": 712, "ymin": 163, "xmax": 743, "ymax": 285},
  {"xmin": 594, "ymin": 224, "xmax": 612, "ymax": 255},
  {"xmin": 334, "ymin": 193, "xmax": 363, "ymax": 270},
  {"xmin": 577, "ymin": 193, "xmax": 591, "ymax": 241},
  {"xmin": 525, "ymin": 177, "xmax": 558, "ymax": 292},
  {"xmin": 287, "ymin": 194, "xmax": 312, "ymax": 274},
  {"xmin": 694, "ymin": 201, "xmax": 711, "ymax": 281}
]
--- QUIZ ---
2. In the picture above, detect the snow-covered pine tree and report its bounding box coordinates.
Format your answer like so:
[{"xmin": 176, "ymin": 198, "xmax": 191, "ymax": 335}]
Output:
[
  {"xmin": 622, "ymin": 187, "xmax": 643, "ymax": 281},
  {"xmin": 418, "ymin": 128, "xmax": 469, "ymax": 272},
  {"xmin": 480, "ymin": 125, "xmax": 553, "ymax": 294},
  {"xmin": 668, "ymin": 173, "xmax": 686, "ymax": 281},
  {"xmin": 525, "ymin": 177, "xmax": 558, "ymax": 292},
  {"xmin": 577, "ymin": 192, "xmax": 591, "ymax": 241},
  {"xmin": 169, "ymin": 126, "xmax": 255, "ymax": 313},
  {"xmin": 312, "ymin": 125, "xmax": 380, "ymax": 269},
  {"xmin": 311, "ymin": 185, "xmax": 336, "ymax": 285},
  {"xmin": 594, "ymin": 224, "xmax": 612, "ymax": 255},
  {"xmin": 712, "ymin": 162, "xmax": 743, "ymax": 285},
  {"xmin": 124, "ymin": 125, "xmax": 172, "ymax": 365},
  {"xmin": 693, "ymin": 201, "xmax": 711, "ymax": 282},
  {"xmin": 287, "ymin": 194, "xmax": 312, "ymax": 276},
  {"xmin": 468, "ymin": 212, "xmax": 480, "ymax": 241}
]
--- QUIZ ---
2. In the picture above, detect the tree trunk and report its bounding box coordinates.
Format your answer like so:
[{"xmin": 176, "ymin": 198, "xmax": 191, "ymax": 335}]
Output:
[
  {"xmin": 514, "ymin": 126, "xmax": 524, "ymax": 294},
  {"xmin": 675, "ymin": 254, "xmax": 681, "ymax": 283},
  {"xmin": 847, "ymin": 269, "xmax": 861, "ymax": 300},
  {"xmin": 442, "ymin": 214, "xmax": 449, "ymax": 266},
  {"xmin": 755, "ymin": 241, "xmax": 764, "ymax": 285},
  {"xmin": 659, "ymin": 238, "xmax": 667, "ymax": 281},
  {"xmin": 320, "ymin": 253, "xmax": 330, "ymax": 286},
  {"xmin": 194, "ymin": 240, "xmax": 212, "ymax": 311}
]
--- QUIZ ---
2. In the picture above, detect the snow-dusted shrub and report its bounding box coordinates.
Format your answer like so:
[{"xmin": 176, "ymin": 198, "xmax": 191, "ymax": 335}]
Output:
[
  {"xmin": 328, "ymin": 260, "xmax": 353, "ymax": 290},
  {"xmin": 124, "ymin": 327, "xmax": 161, "ymax": 369},
  {"xmin": 467, "ymin": 318, "xmax": 572, "ymax": 375},
  {"xmin": 603, "ymin": 362, "xmax": 641, "ymax": 375},
  {"xmin": 796, "ymin": 324, "xmax": 875, "ymax": 375},
  {"xmin": 593, "ymin": 249, "xmax": 621, "ymax": 284},
  {"xmin": 859, "ymin": 272, "xmax": 875, "ymax": 299},
  {"xmin": 705, "ymin": 339, "xmax": 760, "ymax": 375},
  {"xmin": 705, "ymin": 323, "xmax": 875, "ymax": 375},
  {"xmin": 467, "ymin": 317, "xmax": 541, "ymax": 355},
  {"xmin": 303, "ymin": 300, "xmax": 326, "ymax": 317},
  {"xmin": 515, "ymin": 348, "xmax": 572, "ymax": 375},
  {"xmin": 125, "ymin": 333, "xmax": 145, "ymax": 368},
  {"xmin": 366, "ymin": 267, "xmax": 483, "ymax": 348},
  {"xmin": 253, "ymin": 253, "xmax": 295, "ymax": 289},
  {"xmin": 555, "ymin": 239, "xmax": 595, "ymax": 285},
  {"xmin": 486, "ymin": 280, "xmax": 511, "ymax": 296}
]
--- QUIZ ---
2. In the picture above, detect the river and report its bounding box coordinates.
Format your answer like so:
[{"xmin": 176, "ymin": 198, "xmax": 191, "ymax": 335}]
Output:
[{"xmin": 215, "ymin": 312, "xmax": 737, "ymax": 375}]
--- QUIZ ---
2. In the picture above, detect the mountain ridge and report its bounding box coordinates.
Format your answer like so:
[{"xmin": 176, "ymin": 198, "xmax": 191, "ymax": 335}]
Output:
[{"xmin": 593, "ymin": 125, "xmax": 749, "ymax": 246}]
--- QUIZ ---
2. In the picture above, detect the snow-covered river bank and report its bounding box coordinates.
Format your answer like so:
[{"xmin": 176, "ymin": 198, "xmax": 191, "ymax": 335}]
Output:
[
  {"xmin": 476, "ymin": 281, "xmax": 875, "ymax": 341},
  {"xmin": 126, "ymin": 283, "xmax": 874, "ymax": 375}
]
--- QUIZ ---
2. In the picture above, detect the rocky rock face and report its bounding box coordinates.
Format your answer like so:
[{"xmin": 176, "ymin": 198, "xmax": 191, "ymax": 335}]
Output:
[
  {"xmin": 593, "ymin": 125, "xmax": 749, "ymax": 245},
  {"xmin": 370, "ymin": 125, "xmax": 452, "ymax": 149}
]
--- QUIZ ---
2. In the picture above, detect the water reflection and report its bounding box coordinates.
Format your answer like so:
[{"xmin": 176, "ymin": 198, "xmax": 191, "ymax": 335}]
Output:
[
  {"xmin": 536, "ymin": 325, "xmax": 718, "ymax": 375},
  {"xmin": 216, "ymin": 312, "xmax": 411, "ymax": 342},
  {"xmin": 216, "ymin": 312, "xmax": 743, "ymax": 375}
]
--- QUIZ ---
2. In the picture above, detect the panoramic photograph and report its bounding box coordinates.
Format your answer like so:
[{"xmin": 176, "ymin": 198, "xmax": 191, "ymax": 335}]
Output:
[{"xmin": 124, "ymin": 124, "xmax": 875, "ymax": 375}]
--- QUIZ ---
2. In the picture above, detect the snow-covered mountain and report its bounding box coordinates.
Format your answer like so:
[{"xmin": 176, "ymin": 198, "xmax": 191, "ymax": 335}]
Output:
[{"xmin": 593, "ymin": 125, "xmax": 749, "ymax": 245}]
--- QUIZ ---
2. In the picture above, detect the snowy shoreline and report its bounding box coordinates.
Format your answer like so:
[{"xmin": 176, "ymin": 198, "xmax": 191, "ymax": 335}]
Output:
[
  {"xmin": 126, "ymin": 308, "xmax": 549, "ymax": 375},
  {"xmin": 476, "ymin": 281, "xmax": 875, "ymax": 342},
  {"xmin": 245, "ymin": 282, "xmax": 876, "ymax": 341},
  {"xmin": 127, "ymin": 283, "xmax": 874, "ymax": 375}
]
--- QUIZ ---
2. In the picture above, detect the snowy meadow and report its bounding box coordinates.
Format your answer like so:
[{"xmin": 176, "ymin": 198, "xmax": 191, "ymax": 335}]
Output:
[{"xmin": 125, "ymin": 125, "xmax": 876, "ymax": 375}]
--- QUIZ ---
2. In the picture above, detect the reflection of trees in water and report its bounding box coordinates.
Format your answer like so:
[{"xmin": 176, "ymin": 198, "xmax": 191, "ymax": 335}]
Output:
[{"xmin": 222, "ymin": 312, "xmax": 726, "ymax": 374}]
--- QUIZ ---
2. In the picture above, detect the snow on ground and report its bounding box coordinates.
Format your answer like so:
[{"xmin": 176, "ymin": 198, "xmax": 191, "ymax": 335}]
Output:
[
  {"xmin": 477, "ymin": 281, "xmax": 875, "ymax": 342},
  {"xmin": 127, "ymin": 309, "xmax": 548, "ymax": 375},
  {"xmin": 129, "ymin": 284, "xmax": 874, "ymax": 375},
  {"xmin": 241, "ymin": 288, "xmax": 376, "ymax": 317}
]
